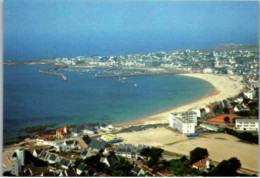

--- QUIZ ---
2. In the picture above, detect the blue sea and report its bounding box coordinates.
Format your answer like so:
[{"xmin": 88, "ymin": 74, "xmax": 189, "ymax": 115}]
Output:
[{"xmin": 4, "ymin": 65, "xmax": 213, "ymax": 144}]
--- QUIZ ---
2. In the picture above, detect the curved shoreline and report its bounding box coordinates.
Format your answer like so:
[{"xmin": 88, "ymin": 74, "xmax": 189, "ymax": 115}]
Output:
[{"xmin": 114, "ymin": 73, "xmax": 245, "ymax": 127}]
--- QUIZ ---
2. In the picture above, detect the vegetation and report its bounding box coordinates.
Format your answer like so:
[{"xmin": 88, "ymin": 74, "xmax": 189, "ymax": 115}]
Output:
[
  {"xmin": 224, "ymin": 116, "xmax": 230, "ymax": 123},
  {"xmin": 209, "ymin": 157, "xmax": 241, "ymax": 176},
  {"xmin": 223, "ymin": 107, "xmax": 230, "ymax": 114},
  {"xmin": 189, "ymin": 147, "xmax": 209, "ymax": 164},
  {"xmin": 24, "ymin": 150, "xmax": 48, "ymax": 167},
  {"xmin": 140, "ymin": 147, "xmax": 164, "ymax": 167},
  {"xmin": 84, "ymin": 154, "xmax": 106, "ymax": 173},
  {"xmin": 235, "ymin": 109, "xmax": 258, "ymax": 116},
  {"xmin": 166, "ymin": 156, "xmax": 205, "ymax": 176},
  {"xmin": 106, "ymin": 156, "xmax": 133, "ymax": 176},
  {"xmin": 224, "ymin": 127, "xmax": 258, "ymax": 144}
]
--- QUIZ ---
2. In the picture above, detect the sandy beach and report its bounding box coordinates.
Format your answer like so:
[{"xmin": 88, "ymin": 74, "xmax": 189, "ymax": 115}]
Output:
[{"xmin": 115, "ymin": 73, "xmax": 245, "ymax": 126}]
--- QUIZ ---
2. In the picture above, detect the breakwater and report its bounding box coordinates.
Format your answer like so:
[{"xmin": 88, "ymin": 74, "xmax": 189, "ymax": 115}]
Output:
[{"xmin": 39, "ymin": 70, "xmax": 67, "ymax": 81}]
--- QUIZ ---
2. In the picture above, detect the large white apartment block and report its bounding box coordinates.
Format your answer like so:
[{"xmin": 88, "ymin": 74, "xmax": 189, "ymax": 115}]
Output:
[
  {"xmin": 171, "ymin": 111, "xmax": 197, "ymax": 126},
  {"xmin": 235, "ymin": 119, "xmax": 259, "ymax": 132},
  {"xmin": 169, "ymin": 113, "xmax": 195, "ymax": 134}
]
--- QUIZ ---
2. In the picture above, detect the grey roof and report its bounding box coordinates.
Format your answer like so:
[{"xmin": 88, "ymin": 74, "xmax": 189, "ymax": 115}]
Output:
[
  {"xmin": 84, "ymin": 126, "xmax": 96, "ymax": 131},
  {"xmin": 35, "ymin": 149, "xmax": 43, "ymax": 155},
  {"xmin": 88, "ymin": 139, "xmax": 106, "ymax": 150},
  {"xmin": 70, "ymin": 128, "xmax": 82, "ymax": 133},
  {"xmin": 131, "ymin": 166, "xmax": 141, "ymax": 174},
  {"xmin": 39, "ymin": 151, "xmax": 47, "ymax": 159},
  {"xmin": 82, "ymin": 135, "xmax": 91, "ymax": 144},
  {"xmin": 100, "ymin": 157, "xmax": 107, "ymax": 163},
  {"xmin": 80, "ymin": 149, "xmax": 92, "ymax": 158},
  {"xmin": 116, "ymin": 144, "xmax": 149, "ymax": 155},
  {"xmin": 77, "ymin": 163, "xmax": 87, "ymax": 171},
  {"xmin": 60, "ymin": 158, "xmax": 70, "ymax": 166},
  {"xmin": 107, "ymin": 154, "xmax": 119, "ymax": 165},
  {"xmin": 49, "ymin": 154, "xmax": 57, "ymax": 161}
]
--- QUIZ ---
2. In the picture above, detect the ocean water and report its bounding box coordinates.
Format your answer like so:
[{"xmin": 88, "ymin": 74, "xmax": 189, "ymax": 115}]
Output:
[{"xmin": 4, "ymin": 65, "xmax": 213, "ymax": 144}]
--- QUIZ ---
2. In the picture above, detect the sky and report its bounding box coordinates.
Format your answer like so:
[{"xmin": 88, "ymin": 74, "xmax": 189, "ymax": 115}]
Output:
[{"xmin": 4, "ymin": 0, "xmax": 259, "ymax": 60}]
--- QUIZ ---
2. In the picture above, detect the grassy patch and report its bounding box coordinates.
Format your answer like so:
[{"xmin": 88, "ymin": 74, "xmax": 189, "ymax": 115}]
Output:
[{"xmin": 215, "ymin": 137, "xmax": 227, "ymax": 140}]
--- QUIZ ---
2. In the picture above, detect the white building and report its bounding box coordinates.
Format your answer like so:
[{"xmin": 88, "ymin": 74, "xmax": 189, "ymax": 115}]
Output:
[
  {"xmin": 243, "ymin": 91, "xmax": 256, "ymax": 99},
  {"xmin": 235, "ymin": 119, "xmax": 259, "ymax": 132},
  {"xmin": 200, "ymin": 123, "xmax": 218, "ymax": 132},
  {"xmin": 15, "ymin": 148, "xmax": 25, "ymax": 166},
  {"xmin": 172, "ymin": 111, "xmax": 197, "ymax": 126},
  {"xmin": 192, "ymin": 108, "xmax": 201, "ymax": 118},
  {"xmin": 169, "ymin": 113, "xmax": 195, "ymax": 134},
  {"xmin": 203, "ymin": 68, "xmax": 213, "ymax": 74}
]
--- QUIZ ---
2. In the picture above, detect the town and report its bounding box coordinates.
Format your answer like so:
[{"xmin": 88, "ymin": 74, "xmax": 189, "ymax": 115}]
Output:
[{"xmin": 3, "ymin": 43, "xmax": 259, "ymax": 177}]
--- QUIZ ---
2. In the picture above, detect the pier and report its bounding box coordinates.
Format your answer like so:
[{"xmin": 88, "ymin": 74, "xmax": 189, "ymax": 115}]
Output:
[{"xmin": 39, "ymin": 70, "xmax": 67, "ymax": 81}]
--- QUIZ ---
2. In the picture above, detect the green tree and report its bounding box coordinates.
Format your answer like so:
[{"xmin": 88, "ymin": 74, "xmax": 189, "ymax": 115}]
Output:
[
  {"xmin": 223, "ymin": 107, "xmax": 230, "ymax": 114},
  {"xmin": 190, "ymin": 147, "xmax": 209, "ymax": 164},
  {"xmin": 209, "ymin": 157, "xmax": 241, "ymax": 176},
  {"xmin": 224, "ymin": 116, "xmax": 230, "ymax": 123}
]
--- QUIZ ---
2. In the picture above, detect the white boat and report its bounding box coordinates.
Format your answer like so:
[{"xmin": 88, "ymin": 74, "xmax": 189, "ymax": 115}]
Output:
[{"xmin": 134, "ymin": 84, "xmax": 137, "ymax": 87}]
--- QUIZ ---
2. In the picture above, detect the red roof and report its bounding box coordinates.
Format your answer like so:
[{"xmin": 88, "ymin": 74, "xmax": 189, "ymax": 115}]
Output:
[
  {"xmin": 193, "ymin": 158, "xmax": 208, "ymax": 168},
  {"xmin": 56, "ymin": 125, "xmax": 67, "ymax": 132},
  {"xmin": 37, "ymin": 134, "xmax": 54, "ymax": 141},
  {"xmin": 206, "ymin": 105, "xmax": 213, "ymax": 109}
]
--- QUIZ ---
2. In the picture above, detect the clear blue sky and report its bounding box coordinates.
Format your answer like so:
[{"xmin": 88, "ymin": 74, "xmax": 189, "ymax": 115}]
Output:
[{"xmin": 4, "ymin": 0, "xmax": 259, "ymax": 60}]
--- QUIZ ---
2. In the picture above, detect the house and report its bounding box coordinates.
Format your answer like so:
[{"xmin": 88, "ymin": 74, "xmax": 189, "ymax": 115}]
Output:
[
  {"xmin": 3, "ymin": 148, "xmax": 25, "ymax": 176},
  {"xmin": 115, "ymin": 144, "xmax": 149, "ymax": 159},
  {"xmin": 243, "ymin": 91, "xmax": 256, "ymax": 99},
  {"xmin": 192, "ymin": 158, "xmax": 210, "ymax": 170},
  {"xmin": 82, "ymin": 135, "xmax": 91, "ymax": 145},
  {"xmin": 82, "ymin": 126, "xmax": 97, "ymax": 135},
  {"xmin": 76, "ymin": 163, "xmax": 87, "ymax": 175},
  {"xmin": 99, "ymin": 124, "xmax": 114, "ymax": 132},
  {"xmin": 100, "ymin": 154, "xmax": 119, "ymax": 167},
  {"xmin": 47, "ymin": 154, "xmax": 60, "ymax": 164},
  {"xmin": 33, "ymin": 149, "xmax": 43, "ymax": 158},
  {"xmin": 70, "ymin": 128, "xmax": 82, "ymax": 137},
  {"xmin": 192, "ymin": 108, "xmax": 201, "ymax": 118},
  {"xmin": 234, "ymin": 105, "xmax": 243, "ymax": 112},
  {"xmin": 60, "ymin": 158, "xmax": 74, "ymax": 169},
  {"xmin": 80, "ymin": 149, "xmax": 92, "ymax": 160},
  {"xmin": 36, "ymin": 135, "xmax": 55, "ymax": 145},
  {"xmin": 88, "ymin": 139, "xmax": 107, "ymax": 152},
  {"xmin": 130, "ymin": 166, "xmax": 146, "ymax": 176},
  {"xmin": 38, "ymin": 150, "xmax": 48, "ymax": 161},
  {"xmin": 59, "ymin": 168, "xmax": 77, "ymax": 177},
  {"xmin": 235, "ymin": 119, "xmax": 259, "ymax": 131},
  {"xmin": 56, "ymin": 125, "xmax": 68, "ymax": 139}
]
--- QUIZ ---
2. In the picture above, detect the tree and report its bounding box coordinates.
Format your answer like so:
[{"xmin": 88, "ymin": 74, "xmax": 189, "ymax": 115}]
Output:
[
  {"xmin": 140, "ymin": 147, "xmax": 163, "ymax": 167},
  {"xmin": 190, "ymin": 147, "xmax": 209, "ymax": 164},
  {"xmin": 228, "ymin": 157, "xmax": 241, "ymax": 172},
  {"xmin": 209, "ymin": 157, "xmax": 241, "ymax": 176},
  {"xmin": 224, "ymin": 116, "xmax": 230, "ymax": 123},
  {"xmin": 223, "ymin": 107, "xmax": 230, "ymax": 114}
]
